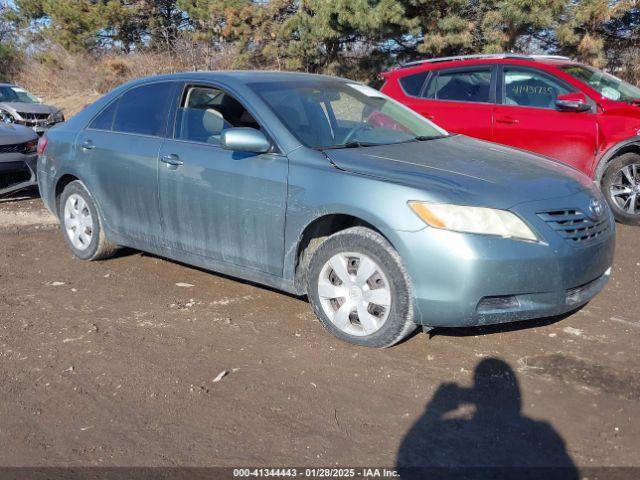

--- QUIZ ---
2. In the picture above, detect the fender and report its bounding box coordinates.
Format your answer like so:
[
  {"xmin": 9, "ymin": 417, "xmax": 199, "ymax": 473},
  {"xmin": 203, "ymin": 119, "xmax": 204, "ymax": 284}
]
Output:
[
  {"xmin": 284, "ymin": 205, "xmax": 421, "ymax": 295},
  {"xmin": 593, "ymin": 136, "xmax": 640, "ymax": 181}
]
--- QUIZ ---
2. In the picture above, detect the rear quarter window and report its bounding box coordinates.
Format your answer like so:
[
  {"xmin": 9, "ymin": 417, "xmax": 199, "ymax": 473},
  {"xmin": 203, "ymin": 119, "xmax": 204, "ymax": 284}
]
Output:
[
  {"xmin": 399, "ymin": 72, "xmax": 429, "ymax": 96},
  {"xmin": 88, "ymin": 100, "xmax": 118, "ymax": 130}
]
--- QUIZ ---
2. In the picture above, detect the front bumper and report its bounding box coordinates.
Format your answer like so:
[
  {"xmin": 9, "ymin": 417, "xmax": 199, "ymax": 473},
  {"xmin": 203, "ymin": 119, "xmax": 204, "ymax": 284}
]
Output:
[
  {"xmin": 0, "ymin": 152, "xmax": 37, "ymax": 174},
  {"xmin": 0, "ymin": 152, "xmax": 38, "ymax": 196},
  {"xmin": 10, "ymin": 122, "xmax": 60, "ymax": 137},
  {"xmin": 390, "ymin": 195, "xmax": 616, "ymax": 328}
]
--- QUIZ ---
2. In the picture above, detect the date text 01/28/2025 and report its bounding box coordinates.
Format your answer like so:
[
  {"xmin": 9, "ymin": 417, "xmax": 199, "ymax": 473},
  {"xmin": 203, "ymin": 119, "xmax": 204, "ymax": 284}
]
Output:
[{"xmin": 232, "ymin": 468, "xmax": 399, "ymax": 478}]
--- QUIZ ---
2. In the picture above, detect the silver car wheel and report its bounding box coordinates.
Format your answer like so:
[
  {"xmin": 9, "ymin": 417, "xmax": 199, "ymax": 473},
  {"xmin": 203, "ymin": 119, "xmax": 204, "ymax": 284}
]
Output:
[
  {"xmin": 609, "ymin": 163, "xmax": 640, "ymax": 214},
  {"xmin": 318, "ymin": 252, "xmax": 392, "ymax": 337},
  {"xmin": 63, "ymin": 193, "xmax": 94, "ymax": 251}
]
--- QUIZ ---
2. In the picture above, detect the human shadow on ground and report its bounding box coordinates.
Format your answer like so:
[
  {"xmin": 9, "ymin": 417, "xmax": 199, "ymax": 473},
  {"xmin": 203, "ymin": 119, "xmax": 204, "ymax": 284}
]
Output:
[{"xmin": 396, "ymin": 358, "xmax": 579, "ymax": 480}]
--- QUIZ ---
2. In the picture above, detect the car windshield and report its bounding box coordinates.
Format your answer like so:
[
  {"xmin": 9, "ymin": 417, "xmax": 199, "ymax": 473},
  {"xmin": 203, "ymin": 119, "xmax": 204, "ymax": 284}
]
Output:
[
  {"xmin": 248, "ymin": 80, "xmax": 446, "ymax": 149},
  {"xmin": 0, "ymin": 85, "xmax": 40, "ymax": 104},
  {"xmin": 561, "ymin": 65, "xmax": 640, "ymax": 103}
]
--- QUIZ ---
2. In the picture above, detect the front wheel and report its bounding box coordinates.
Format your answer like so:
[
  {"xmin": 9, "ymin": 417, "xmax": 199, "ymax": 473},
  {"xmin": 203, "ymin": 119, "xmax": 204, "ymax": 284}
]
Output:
[
  {"xmin": 602, "ymin": 153, "xmax": 640, "ymax": 225},
  {"xmin": 306, "ymin": 227, "xmax": 416, "ymax": 348}
]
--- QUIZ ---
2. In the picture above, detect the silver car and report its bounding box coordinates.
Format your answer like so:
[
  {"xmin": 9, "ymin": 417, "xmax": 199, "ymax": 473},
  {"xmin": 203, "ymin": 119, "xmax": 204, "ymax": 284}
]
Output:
[
  {"xmin": 0, "ymin": 123, "xmax": 38, "ymax": 195},
  {"xmin": 0, "ymin": 83, "xmax": 65, "ymax": 135}
]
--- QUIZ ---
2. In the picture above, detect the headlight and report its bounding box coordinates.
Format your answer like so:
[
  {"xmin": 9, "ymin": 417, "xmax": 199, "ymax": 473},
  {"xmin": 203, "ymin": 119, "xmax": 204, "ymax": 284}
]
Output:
[
  {"xmin": 25, "ymin": 139, "xmax": 38, "ymax": 153},
  {"xmin": 54, "ymin": 110, "xmax": 65, "ymax": 122},
  {"xmin": 0, "ymin": 109, "xmax": 15, "ymax": 123},
  {"xmin": 408, "ymin": 201, "xmax": 539, "ymax": 242}
]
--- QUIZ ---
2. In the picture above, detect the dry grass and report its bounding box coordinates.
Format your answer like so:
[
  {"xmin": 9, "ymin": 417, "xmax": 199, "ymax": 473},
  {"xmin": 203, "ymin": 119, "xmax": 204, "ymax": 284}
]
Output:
[
  {"xmin": 15, "ymin": 42, "xmax": 640, "ymax": 120},
  {"xmin": 15, "ymin": 42, "xmax": 242, "ymax": 118},
  {"xmin": 44, "ymin": 93, "xmax": 101, "ymax": 118}
]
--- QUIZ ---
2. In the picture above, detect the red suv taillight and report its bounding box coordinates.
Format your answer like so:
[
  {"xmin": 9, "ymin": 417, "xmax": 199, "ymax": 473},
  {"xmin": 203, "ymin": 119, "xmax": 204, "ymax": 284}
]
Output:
[{"xmin": 37, "ymin": 136, "xmax": 49, "ymax": 155}]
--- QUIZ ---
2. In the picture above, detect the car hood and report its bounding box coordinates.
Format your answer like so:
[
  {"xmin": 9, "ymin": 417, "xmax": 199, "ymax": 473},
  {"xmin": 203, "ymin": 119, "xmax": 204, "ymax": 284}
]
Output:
[
  {"xmin": 0, "ymin": 123, "xmax": 38, "ymax": 145},
  {"xmin": 600, "ymin": 98, "xmax": 640, "ymax": 117},
  {"xmin": 323, "ymin": 135, "xmax": 596, "ymax": 209},
  {"xmin": 0, "ymin": 102, "xmax": 59, "ymax": 115}
]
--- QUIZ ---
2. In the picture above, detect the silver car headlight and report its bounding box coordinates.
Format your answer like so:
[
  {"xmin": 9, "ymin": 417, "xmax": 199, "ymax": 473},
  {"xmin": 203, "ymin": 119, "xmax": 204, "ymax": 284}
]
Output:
[
  {"xmin": 408, "ymin": 201, "xmax": 539, "ymax": 242},
  {"xmin": 0, "ymin": 108, "xmax": 15, "ymax": 123}
]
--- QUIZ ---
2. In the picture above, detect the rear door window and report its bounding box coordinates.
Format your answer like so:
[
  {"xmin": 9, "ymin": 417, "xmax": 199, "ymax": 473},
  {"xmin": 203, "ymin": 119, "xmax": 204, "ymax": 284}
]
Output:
[
  {"xmin": 112, "ymin": 82, "xmax": 174, "ymax": 136},
  {"xmin": 427, "ymin": 68, "xmax": 492, "ymax": 103}
]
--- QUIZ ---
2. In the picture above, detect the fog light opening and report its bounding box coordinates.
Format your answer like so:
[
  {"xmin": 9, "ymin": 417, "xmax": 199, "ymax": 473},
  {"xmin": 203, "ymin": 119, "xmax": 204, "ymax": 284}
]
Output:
[{"xmin": 477, "ymin": 295, "xmax": 520, "ymax": 313}]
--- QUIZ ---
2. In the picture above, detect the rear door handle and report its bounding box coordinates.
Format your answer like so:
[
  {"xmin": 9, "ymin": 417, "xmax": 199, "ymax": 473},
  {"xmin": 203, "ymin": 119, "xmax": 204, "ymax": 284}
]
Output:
[
  {"xmin": 423, "ymin": 113, "xmax": 436, "ymax": 120},
  {"xmin": 81, "ymin": 140, "xmax": 95, "ymax": 151},
  {"xmin": 161, "ymin": 154, "xmax": 183, "ymax": 167},
  {"xmin": 495, "ymin": 116, "xmax": 519, "ymax": 125}
]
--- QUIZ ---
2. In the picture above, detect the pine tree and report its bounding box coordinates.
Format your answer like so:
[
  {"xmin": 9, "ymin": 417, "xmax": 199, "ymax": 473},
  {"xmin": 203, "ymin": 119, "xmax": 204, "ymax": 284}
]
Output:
[{"xmin": 556, "ymin": 0, "xmax": 636, "ymax": 67}]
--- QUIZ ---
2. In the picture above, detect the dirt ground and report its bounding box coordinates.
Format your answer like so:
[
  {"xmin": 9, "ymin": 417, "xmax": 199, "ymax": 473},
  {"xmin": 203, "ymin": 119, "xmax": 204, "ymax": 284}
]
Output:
[{"xmin": 0, "ymin": 192, "xmax": 639, "ymax": 473}]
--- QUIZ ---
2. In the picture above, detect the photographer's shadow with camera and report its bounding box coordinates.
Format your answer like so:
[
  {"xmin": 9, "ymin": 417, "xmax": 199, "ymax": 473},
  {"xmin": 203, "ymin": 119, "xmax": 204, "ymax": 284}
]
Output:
[{"xmin": 396, "ymin": 358, "xmax": 578, "ymax": 479}]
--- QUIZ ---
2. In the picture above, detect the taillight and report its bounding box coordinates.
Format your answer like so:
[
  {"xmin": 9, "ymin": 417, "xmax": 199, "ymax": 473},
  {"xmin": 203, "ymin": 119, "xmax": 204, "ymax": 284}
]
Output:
[{"xmin": 37, "ymin": 136, "xmax": 49, "ymax": 155}]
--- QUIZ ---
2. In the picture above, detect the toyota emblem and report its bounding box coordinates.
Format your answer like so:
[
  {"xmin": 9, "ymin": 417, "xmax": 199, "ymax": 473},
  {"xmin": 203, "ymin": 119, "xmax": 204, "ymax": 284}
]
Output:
[{"xmin": 588, "ymin": 198, "xmax": 604, "ymax": 220}]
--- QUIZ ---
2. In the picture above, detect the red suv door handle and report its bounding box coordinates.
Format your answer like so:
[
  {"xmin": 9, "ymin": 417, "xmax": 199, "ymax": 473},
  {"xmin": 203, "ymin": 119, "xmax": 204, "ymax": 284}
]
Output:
[
  {"xmin": 495, "ymin": 116, "xmax": 519, "ymax": 125},
  {"xmin": 422, "ymin": 113, "xmax": 436, "ymax": 120}
]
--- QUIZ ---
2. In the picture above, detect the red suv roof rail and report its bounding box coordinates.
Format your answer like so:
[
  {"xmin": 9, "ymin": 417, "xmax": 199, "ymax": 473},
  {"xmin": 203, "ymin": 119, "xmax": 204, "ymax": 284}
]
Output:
[{"xmin": 397, "ymin": 53, "xmax": 571, "ymax": 69}]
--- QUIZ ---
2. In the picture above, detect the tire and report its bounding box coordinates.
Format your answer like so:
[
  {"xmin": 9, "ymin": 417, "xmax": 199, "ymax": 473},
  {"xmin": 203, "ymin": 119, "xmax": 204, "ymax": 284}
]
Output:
[
  {"xmin": 601, "ymin": 152, "xmax": 640, "ymax": 225},
  {"xmin": 306, "ymin": 226, "xmax": 416, "ymax": 348},
  {"xmin": 58, "ymin": 180, "xmax": 118, "ymax": 260}
]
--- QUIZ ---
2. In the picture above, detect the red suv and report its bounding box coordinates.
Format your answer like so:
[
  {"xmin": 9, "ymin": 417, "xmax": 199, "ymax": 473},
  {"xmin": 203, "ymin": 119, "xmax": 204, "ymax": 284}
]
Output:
[{"xmin": 381, "ymin": 54, "xmax": 640, "ymax": 224}]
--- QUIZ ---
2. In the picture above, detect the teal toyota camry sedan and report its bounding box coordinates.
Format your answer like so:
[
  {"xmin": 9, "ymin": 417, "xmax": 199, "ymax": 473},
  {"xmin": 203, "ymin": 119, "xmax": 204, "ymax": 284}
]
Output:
[{"xmin": 37, "ymin": 72, "xmax": 615, "ymax": 347}]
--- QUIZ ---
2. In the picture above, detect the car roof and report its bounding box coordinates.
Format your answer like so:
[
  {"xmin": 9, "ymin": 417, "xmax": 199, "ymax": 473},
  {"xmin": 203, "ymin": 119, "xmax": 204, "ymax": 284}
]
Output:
[
  {"xmin": 126, "ymin": 70, "xmax": 352, "ymax": 87},
  {"xmin": 383, "ymin": 54, "xmax": 578, "ymax": 77}
]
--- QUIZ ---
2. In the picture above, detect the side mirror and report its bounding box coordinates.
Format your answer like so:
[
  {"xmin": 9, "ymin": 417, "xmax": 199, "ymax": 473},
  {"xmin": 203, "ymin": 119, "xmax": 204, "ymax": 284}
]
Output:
[
  {"xmin": 220, "ymin": 127, "xmax": 270, "ymax": 153},
  {"xmin": 556, "ymin": 92, "xmax": 591, "ymax": 112}
]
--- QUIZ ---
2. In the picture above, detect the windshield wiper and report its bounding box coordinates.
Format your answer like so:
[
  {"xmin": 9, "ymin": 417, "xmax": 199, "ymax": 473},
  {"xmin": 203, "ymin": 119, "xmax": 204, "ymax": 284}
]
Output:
[
  {"xmin": 411, "ymin": 134, "xmax": 451, "ymax": 141},
  {"xmin": 389, "ymin": 134, "xmax": 452, "ymax": 145},
  {"xmin": 317, "ymin": 134, "xmax": 451, "ymax": 150},
  {"xmin": 317, "ymin": 141, "xmax": 382, "ymax": 150}
]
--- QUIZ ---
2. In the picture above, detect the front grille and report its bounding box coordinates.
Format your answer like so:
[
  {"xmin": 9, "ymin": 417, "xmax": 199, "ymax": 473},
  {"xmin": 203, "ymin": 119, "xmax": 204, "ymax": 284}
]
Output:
[
  {"xmin": 537, "ymin": 209, "xmax": 609, "ymax": 244},
  {"xmin": 17, "ymin": 112, "xmax": 51, "ymax": 121},
  {"xmin": 16, "ymin": 112, "xmax": 53, "ymax": 127},
  {"xmin": 0, "ymin": 141, "xmax": 32, "ymax": 154}
]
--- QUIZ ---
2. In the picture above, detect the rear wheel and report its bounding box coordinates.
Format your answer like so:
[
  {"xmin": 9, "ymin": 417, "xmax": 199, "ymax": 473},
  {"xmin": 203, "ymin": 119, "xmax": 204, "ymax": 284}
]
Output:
[
  {"xmin": 602, "ymin": 153, "xmax": 640, "ymax": 225},
  {"xmin": 306, "ymin": 227, "xmax": 416, "ymax": 348},
  {"xmin": 59, "ymin": 180, "xmax": 118, "ymax": 260}
]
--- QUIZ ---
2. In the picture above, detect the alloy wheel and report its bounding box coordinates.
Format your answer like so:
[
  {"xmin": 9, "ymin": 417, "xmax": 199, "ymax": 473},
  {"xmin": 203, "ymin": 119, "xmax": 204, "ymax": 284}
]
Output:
[{"xmin": 609, "ymin": 163, "xmax": 640, "ymax": 215}]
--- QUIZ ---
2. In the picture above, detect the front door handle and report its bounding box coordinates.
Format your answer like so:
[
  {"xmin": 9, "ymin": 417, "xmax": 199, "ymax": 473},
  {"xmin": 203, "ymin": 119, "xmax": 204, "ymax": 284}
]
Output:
[
  {"xmin": 161, "ymin": 154, "xmax": 183, "ymax": 168},
  {"xmin": 81, "ymin": 140, "xmax": 95, "ymax": 151},
  {"xmin": 423, "ymin": 113, "xmax": 436, "ymax": 120},
  {"xmin": 495, "ymin": 116, "xmax": 519, "ymax": 125}
]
